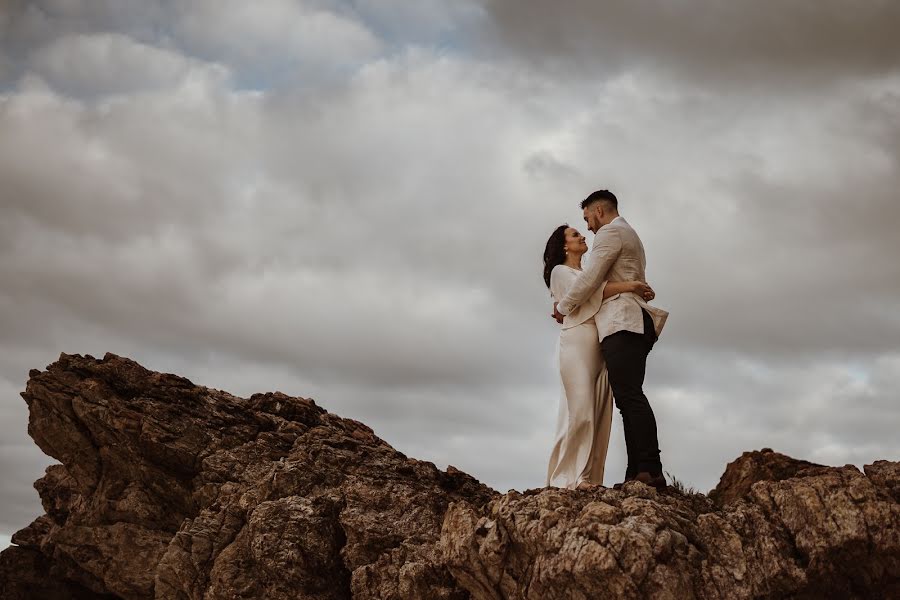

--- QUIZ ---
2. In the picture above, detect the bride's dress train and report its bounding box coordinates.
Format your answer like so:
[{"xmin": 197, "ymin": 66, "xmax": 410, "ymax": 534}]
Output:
[{"xmin": 545, "ymin": 265, "xmax": 615, "ymax": 489}]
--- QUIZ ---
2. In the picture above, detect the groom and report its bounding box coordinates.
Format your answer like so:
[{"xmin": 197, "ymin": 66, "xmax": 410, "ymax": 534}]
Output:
[{"xmin": 553, "ymin": 190, "xmax": 669, "ymax": 488}]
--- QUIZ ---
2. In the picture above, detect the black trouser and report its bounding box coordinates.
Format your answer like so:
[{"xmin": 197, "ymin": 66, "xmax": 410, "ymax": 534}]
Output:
[{"xmin": 601, "ymin": 308, "xmax": 662, "ymax": 478}]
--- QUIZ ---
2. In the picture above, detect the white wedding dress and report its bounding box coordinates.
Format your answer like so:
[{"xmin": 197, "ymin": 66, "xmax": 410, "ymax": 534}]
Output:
[{"xmin": 545, "ymin": 264, "xmax": 614, "ymax": 489}]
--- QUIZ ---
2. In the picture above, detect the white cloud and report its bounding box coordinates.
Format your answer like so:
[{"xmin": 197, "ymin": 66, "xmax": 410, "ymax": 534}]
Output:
[
  {"xmin": 29, "ymin": 32, "xmax": 230, "ymax": 97},
  {"xmin": 1, "ymin": 0, "xmax": 383, "ymax": 89},
  {"xmin": 172, "ymin": 0, "xmax": 383, "ymax": 81}
]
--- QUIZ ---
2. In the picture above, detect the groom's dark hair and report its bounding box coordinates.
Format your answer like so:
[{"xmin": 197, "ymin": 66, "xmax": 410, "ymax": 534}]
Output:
[{"xmin": 581, "ymin": 189, "xmax": 618, "ymax": 210}]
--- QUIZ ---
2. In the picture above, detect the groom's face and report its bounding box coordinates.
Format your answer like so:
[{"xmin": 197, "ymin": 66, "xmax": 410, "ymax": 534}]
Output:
[{"xmin": 583, "ymin": 205, "xmax": 602, "ymax": 233}]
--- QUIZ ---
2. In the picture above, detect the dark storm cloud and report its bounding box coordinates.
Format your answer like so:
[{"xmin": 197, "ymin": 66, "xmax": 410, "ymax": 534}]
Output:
[{"xmin": 481, "ymin": 0, "xmax": 900, "ymax": 85}]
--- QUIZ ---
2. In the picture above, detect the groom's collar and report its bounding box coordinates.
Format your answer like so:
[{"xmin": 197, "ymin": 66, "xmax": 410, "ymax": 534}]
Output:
[{"xmin": 608, "ymin": 215, "xmax": 624, "ymax": 226}]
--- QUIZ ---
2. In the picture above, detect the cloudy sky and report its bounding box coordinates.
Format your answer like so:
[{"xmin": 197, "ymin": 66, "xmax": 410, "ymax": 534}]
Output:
[{"xmin": 2, "ymin": 0, "xmax": 900, "ymax": 546}]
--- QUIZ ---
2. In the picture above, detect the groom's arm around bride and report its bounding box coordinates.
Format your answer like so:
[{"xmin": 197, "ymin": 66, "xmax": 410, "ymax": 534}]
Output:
[{"xmin": 554, "ymin": 194, "xmax": 667, "ymax": 340}]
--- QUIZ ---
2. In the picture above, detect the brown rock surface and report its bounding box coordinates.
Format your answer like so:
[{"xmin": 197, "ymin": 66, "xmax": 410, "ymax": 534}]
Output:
[
  {"xmin": 1, "ymin": 352, "xmax": 494, "ymax": 599},
  {"xmin": 708, "ymin": 447, "xmax": 830, "ymax": 506},
  {"xmin": 1, "ymin": 352, "xmax": 899, "ymax": 599},
  {"xmin": 441, "ymin": 462, "xmax": 900, "ymax": 599}
]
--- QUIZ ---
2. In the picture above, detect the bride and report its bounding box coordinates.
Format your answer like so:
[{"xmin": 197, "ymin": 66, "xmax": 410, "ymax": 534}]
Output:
[{"xmin": 543, "ymin": 224, "xmax": 654, "ymax": 490}]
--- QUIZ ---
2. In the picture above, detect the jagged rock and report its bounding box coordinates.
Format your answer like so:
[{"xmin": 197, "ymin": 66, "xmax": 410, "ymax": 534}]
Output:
[
  {"xmin": 1, "ymin": 352, "xmax": 494, "ymax": 599},
  {"xmin": 866, "ymin": 460, "xmax": 900, "ymax": 504},
  {"xmin": 1, "ymin": 352, "xmax": 899, "ymax": 599},
  {"xmin": 440, "ymin": 461, "xmax": 900, "ymax": 599},
  {"xmin": 708, "ymin": 448, "xmax": 830, "ymax": 506}
]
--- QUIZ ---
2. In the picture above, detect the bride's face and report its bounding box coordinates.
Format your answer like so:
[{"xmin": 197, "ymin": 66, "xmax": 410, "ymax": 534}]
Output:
[{"xmin": 564, "ymin": 228, "xmax": 588, "ymax": 255}]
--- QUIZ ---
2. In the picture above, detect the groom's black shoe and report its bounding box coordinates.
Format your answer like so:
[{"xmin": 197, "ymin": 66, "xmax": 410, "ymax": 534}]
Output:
[
  {"xmin": 612, "ymin": 476, "xmax": 635, "ymax": 490},
  {"xmin": 634, "ymin": 471, "xmax": 667, "ymax": 490}
]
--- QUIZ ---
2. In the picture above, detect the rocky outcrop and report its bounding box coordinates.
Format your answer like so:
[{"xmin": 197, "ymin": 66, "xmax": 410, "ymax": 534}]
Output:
[
  {"xmin": 1, "ymin": 352, "xmax": 899, "ymax": 599},
  {"xmin": 442, "ymin": 461, "xmax": 900, "ymax": 599},
  {"xmin": 1, "ymin": 353, "xmax": 494, "ymax": 599},
  {"xmin": 708, "ymin": 447, "xmax": 831, "ymax": 506}
]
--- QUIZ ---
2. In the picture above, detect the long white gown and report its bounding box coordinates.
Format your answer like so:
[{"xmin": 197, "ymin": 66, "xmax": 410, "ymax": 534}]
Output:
[{"xmin": 545, "ymin": 265, "xmax": 615, "ymax": 489}]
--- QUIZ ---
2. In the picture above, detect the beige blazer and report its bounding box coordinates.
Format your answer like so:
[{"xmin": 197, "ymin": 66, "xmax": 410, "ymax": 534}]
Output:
[{"xmin": 557, "ymin": 216, "xmax": 668, "ymax": 341}]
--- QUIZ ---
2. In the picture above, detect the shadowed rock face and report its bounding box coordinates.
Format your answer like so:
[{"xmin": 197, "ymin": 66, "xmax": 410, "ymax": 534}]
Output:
[{"xmin": 1, "ymin": 353, "xmax": 899, "ymax": 599}]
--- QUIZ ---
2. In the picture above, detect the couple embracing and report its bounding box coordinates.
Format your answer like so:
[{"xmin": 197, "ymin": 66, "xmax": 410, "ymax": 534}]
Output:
[{"xmin": 543, "ymin": 190, "xmax": 669, "ymax": 491}]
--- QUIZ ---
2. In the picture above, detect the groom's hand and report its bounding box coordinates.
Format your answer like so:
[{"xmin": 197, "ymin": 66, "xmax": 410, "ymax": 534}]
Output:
[{"xmin": 552, "ymin": 302, "xmax": 564, "ymax": 324}]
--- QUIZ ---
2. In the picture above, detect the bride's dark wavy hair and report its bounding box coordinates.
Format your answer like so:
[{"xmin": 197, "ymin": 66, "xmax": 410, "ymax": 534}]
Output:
[{"xmin": 543, "ymin": 224, "xmax": 569, "ymax": 288}]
